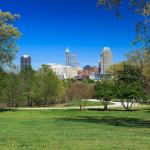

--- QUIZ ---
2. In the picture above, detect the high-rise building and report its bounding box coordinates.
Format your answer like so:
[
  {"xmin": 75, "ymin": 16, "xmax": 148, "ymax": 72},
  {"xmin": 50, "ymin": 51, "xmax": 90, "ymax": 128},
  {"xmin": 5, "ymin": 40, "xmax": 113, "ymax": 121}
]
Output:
[
  {"xmin": 65, "ymin": 48, "xmax": 79, "ymax": 78},
  {"xmin": 65, "ymin": 48, "xmax": 71, "ymax": 66},
  {"xmin": 20, "ymin": 55, "xmax": 31, "ymax": 70},
  {"xmin": 100, "ymin": 47, "xmax": 112, "ymax": 74},
  {"xmin": 65, "ymin": 48, "xmax": 79, "ymax": 68}
]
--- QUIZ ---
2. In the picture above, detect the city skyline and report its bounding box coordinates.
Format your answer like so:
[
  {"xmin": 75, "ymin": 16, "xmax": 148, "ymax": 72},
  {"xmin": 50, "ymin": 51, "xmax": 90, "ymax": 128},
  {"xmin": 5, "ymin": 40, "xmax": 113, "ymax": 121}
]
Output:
[
  {"xmin": 20, "ymin": 47, "xmax": 112, "ymax": 69},
  {"xmin": 0, "ymin": 0, "xmax": 141, "ymax": 69}
]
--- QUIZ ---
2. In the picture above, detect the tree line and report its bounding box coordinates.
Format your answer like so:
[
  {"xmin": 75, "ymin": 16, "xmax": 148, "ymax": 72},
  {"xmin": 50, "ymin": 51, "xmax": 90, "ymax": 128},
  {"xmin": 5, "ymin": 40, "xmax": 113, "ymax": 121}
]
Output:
[
  {"xmin": 0, "ymin": 65, "xmax": 66, "ymax": 107},
  {"xmin": 0, "ymin": 60, "xmax": 149, "ymax": 111}
]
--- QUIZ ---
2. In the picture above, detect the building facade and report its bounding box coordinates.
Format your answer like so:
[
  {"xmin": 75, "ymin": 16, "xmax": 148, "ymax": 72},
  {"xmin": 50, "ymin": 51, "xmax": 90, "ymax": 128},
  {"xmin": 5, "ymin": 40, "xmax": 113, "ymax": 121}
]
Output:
[
  {"xmin": 20, "ymin": 55, "xmax": 31, "ymax": 70},
  {"xmin": 65, "ymin": 48, "xmax": 79, "ymax": 68},
  {"xmin": 65, "ymin": 48, "xmax": 79, "ymax": 78},
  {"xmin": 77, "ymin": 65, "xmax": 99, "ymax": 80},
  {"xmin": 46, "ymin": 63, "xmax": 79, "ymax": 79},
  {"xmin": 65, "ymin": 48, "xmax": 71, "ymax": 66},
  {"xmin": 100, "ymin": 47, "xmax": 112, "ymax": 74}
]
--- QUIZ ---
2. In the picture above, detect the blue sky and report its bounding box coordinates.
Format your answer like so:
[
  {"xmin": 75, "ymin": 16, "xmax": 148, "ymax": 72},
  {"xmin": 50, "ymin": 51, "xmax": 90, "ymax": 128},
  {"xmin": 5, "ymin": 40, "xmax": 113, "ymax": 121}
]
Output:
[{"xmin": 1, "ymin": 0, "xmax": 142, "ymax": 69}]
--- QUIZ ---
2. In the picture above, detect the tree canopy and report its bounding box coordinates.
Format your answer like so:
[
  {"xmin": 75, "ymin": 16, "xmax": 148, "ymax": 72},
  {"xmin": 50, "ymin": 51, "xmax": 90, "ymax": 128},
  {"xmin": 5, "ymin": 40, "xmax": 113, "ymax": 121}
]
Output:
[
  {"xmin": 97, "ymin": 0, "xmax": 150, "ymax": 50},
  {"xmin": 115, "ymin": 63, "xmax": 146, "ymax": 110},
  {"xmin": 95, "ymin": 80, "xmax": 114, "ymax": 110},
  {"xmin": 0, "ymin": 11, "xmax": 21, "ymax": 68}
]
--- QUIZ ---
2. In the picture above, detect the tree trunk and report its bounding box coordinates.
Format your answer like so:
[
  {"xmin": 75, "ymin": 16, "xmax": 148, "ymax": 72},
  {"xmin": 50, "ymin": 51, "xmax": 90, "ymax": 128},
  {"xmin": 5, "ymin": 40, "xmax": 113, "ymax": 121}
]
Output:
[
  {"xmin": 44, "ymin": 89, "xmax": 47, "ymax": 107},
  {"xmin": 104, "ymin": 104, "xmax": 108, "ymax": 110},
  {"xmin": 100, "ymin": 99, "xmax": 109, "ymax": 111},
  {"xmin": 45, "ymin": 97, "xmax": 47, "ymax": 107},
  {"xmin": 27, "ymin": 96, "xmax": 30, "ymax": 107},
  {"xmin": 80, "ymin": 105, "xmax": 82, "ymax": 111},
  {"xmin": 84, "ymin": 99, "xmax": 87, "ymax": 110},
  {"xmin": 11, "ymin": 96, "xmax": 14, "ymax": 108},
  {"xmin": 121, "ymin": 99, "xmax": 133, "ymax": 111},
  {"xmin": 79, "ymin": 100, "xmax": 82, "ymax": 111},
  {"xmin": 142, "ymin": 99, "xmax": 143, "ymax": 108},
  {"xmin": 30, "ymin": 100, "xmax": 32, "ymax": 108},
  {"xmin": 127, "ymin": 101, "xmax": 129, "ymax": 110}
]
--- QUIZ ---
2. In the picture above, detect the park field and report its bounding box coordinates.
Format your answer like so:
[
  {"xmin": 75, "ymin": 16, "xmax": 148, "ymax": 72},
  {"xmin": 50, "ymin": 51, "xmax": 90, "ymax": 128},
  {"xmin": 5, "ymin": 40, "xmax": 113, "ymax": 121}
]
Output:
[{"xmin": 0, "ymin": 109, "xmax": 150, "ymax": 150}]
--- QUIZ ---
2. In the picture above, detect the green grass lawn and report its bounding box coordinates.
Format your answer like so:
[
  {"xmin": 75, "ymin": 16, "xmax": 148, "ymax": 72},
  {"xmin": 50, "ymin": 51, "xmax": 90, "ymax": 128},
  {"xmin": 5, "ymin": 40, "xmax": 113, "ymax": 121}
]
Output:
[
  {"xmin": 65, "ymin": 101, "xmax": 113, "ymax": 107},
  {"xmin": 66, "ymin": 101, "xmax": 104, "ymax": 107},
  {"xmin": 0, "ymin": 109, "xmax": 150, "ymax": 150}
]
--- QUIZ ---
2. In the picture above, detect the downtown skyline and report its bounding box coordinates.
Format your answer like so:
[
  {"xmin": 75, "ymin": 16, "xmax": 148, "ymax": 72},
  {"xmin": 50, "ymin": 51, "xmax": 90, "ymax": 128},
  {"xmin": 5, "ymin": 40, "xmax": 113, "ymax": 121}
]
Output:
[{"xmin": 0, "ymin": 0, "xmax": 142, "ymax": 69}]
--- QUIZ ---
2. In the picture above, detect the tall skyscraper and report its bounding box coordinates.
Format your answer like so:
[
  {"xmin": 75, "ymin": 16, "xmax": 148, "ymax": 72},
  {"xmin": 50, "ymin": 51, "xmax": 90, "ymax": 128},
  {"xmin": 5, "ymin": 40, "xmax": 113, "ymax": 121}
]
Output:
[
  {"xmin": 65, "ymin": 48, "xmax": 71, "ymax": 66},
  {"xmin": 100, "ymin": 47, "xmax": 112, "ymax": 74},
  {"xmin": 65, "ymin": 48, "xmax": 79, "ymax": 67},
  {"xmin": 20, "ymin": 55, "xmax": 31, "ymax": 70},
  {"xmin": 65, "ymin": 48, "xmax": 80, "ymax": 78}
]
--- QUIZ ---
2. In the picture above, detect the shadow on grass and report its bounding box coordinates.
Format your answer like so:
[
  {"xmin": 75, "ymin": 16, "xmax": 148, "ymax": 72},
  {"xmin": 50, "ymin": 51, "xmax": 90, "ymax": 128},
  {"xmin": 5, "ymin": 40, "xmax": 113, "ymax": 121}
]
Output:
[
  {"xmin": 87, "ymin": 108, "xmax": 140, "ymax": 112},
  {"xmin": 55, "ymin": 116, "xmax": 150, "ymax": 128},
  {"xmin": 0, "ymin": 108, "xmax": 16, "ymax": 112}
]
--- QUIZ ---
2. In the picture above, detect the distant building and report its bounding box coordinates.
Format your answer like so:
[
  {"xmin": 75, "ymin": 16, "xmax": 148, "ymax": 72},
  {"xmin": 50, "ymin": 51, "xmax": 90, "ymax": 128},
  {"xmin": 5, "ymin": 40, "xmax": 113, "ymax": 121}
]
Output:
[
  {"xmin": 65, "ymin": 48, "xmax": 79, "ymax": 78},
  {"xmin": 65, "ymin": 48, "xmax": 71, "ymax": 67},
  {"xmin": 98, "ymin": 59, "xmax": 101, "ymax": 73},
  {"xmin": 100, "ymin": 47, "xmax": 112, "ymax": 74},
  {"xmin": 78, "ymin": 65, "xmax": 99, "ymax": 80},
  {"xmin": 46, "ymin": 63, "xmax": 80, "ymax": 79},
  {"xmin": 44, "ymin": 49, "xmax": 80, "ymax": 79},
  {"xmin": 65, "ymin": 48, "xmax": 79, "ymax": 68},
  {"xmin": 89, "ymin": 74, "xmax": 102, "ymax": 81},
  {"xmin": 20, "ymin": 55, "xmax": 31, "ymax": 70}
]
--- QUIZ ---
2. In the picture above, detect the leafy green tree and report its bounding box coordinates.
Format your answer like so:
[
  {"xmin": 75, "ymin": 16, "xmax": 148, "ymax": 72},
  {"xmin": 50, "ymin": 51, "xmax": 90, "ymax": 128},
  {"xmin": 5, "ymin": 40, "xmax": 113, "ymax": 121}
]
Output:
[
  {"xmin": 0, "ymin": 68, "xmax": 7, "ymax": 106},
  {"xmin": 95, "ymin": 80, "xmax": 114, "ymax": 110},
  {"xmin": 0, "ymin": 11, "xmax": 21, "ymax": 67},
  {"xmin": 31, "ymin": 72, "xmax": 43, "ymax": 106},
  {"xmin": 97, "ymin": 0, "xmax": 150, "ymax": 98},
  {"xmin": 55, "ymin": 80, "xmax": 66, "ymax": 105},
  {"xmin": 115, "ymin": 63, "xmax": 146, "ymax": 110},
  {"xmin": 5, "ymin": 70, "xmax": 20, "ymax": 108},
  {"xmin": 19, "ymin": 66, "xmax": 35, "ymax": 107},
  {"xmin": 33, "ymin": 65, "xmax": 63, "ymax": 107},
  {"xmin": 97, "ymin": 0, "xmax": 149, "ymax": 14},
  {"xmin": 0, "ymin": 10, "xmax": 20, "ymax": 107},
  {"xmin": 106, "ymin": 63, "xmax": 124, "ymax": 76},
  {"xmin": 126, "ymin": 49, "xmax": 150, "ymax": 96}
]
